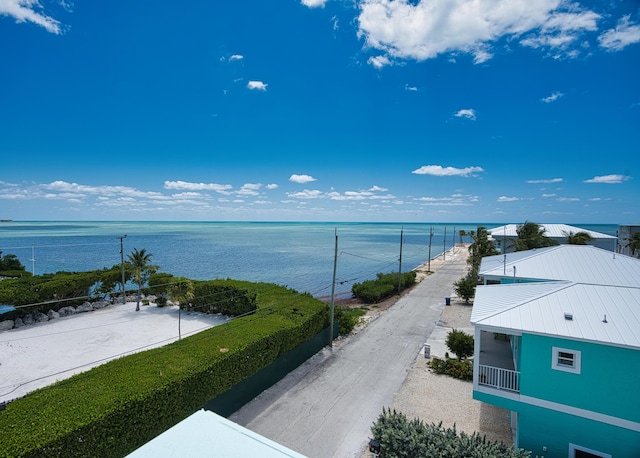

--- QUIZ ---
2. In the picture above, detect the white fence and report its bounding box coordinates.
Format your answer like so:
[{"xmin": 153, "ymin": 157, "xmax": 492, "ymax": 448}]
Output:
[{"xmin": 478, "ymin": 365, "xmax": 520, "ymax": 392}]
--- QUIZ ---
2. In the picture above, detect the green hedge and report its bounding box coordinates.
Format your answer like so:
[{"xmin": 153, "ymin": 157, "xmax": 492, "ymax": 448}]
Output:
[
  {"xmin": 352, "ymin": 271, "xmax": 417, "ymax": 303},
  {"xmin": 0, "ymin": 280, "xmax": 329, "ymax": 458},
  {"xmin": 187, "ymin": 281, "xmax": 257, "ymax": 316}
]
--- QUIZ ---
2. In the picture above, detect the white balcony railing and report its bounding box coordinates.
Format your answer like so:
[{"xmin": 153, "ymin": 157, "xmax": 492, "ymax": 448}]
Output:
[{"xmin": 477, "ymin": 364, "xmax": 520, "ymax": 393}]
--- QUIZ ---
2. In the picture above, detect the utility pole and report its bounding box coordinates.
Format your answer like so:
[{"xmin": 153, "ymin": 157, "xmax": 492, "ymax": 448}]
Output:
[
  {"xmin": 428, "ymin": 226, "xmax": 433, "ymax": 272},
  {"xmin": 329, "ymin": 229, "xmax": 338, "ymax": 347},
  {"xmin": 119, "ymin": 235, "xmax": 127, "ymax": 304},
  {"xmin": 397, "ymin": 227, "xmax": 403, "ymax": 294},
  {"xmin": 30, "ymin": 245, "xmax": 35, "ymax": 276},
  {"xmin": 453, "ymin": 225, "xmax": 456, "ymax": 252},
  {"xmin": 443, "ymin": 226, "xmax": 447, "ymax": 261}
]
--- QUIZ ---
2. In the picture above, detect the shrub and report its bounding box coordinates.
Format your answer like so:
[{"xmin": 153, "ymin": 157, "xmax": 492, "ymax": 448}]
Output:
[
  {"xmin": 188, "ymin": 281, "xmax": 257, "ymax": 316},
  {"xmin": 334, "ymin": 306, "xmax": 366, "ymax": 335},
  {"xmin": 453, "ymin": 275, "xmax": 476, "ymax": 303},
  {"xmin": 370, "ymin": 408, "xmax": 531, "ymax": 457},
  {"xmin": 445, "ymin": 329, "xmax": 474, "ymax": 360},
  {"xmin": 428, "ymin": 355, "xmax": 473, "ymax": 381},
  {"xmin": 352, "ymin": 271, "xmax": 417, "ymax": 303}
]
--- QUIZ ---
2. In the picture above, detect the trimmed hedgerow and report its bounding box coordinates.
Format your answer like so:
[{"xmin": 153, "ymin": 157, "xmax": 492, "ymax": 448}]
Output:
[
  {"xmin": 0, "ymin": 280, "xmax": 329, "ymax": 458},
  {"xmin": 370, "ymin": 408, "xmax": 531, "ymax": 457},
  {"xmin": 352, "ymin": 271, "xmax": 417, "ymax": 303}
]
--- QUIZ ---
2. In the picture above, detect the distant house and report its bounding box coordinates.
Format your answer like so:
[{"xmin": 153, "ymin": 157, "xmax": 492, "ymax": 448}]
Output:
[
  {"xmin": 487, "ymin": 223, "xmax": 617, "ymax": 253},
  {"xmin": 470, "ymin": 245, "xmax": 640, "ymax": 458}
]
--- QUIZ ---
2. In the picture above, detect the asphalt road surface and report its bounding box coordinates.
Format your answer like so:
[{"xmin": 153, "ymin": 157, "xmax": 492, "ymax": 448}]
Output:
[{"xmin": 230, "ymin": 248, "xmax": 469, "ymax": 458}]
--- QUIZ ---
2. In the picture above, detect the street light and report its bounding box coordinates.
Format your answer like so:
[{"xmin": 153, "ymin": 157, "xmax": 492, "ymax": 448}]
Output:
[{"xmin": 119, "ymin": 235, "xmax": 127, "ymax": 304}]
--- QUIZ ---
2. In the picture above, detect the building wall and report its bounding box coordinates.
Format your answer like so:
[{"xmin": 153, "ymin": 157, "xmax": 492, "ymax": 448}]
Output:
[
  {"xmin": 517, "ymin": 404, "xmax": 640, "ymax": 458},
  {"xmin": 474, "ymin": 332, "xmax": 640, "ymax": 456},
  {"xmin": 520, "ymin": 334, "xmax": 640, "ymax": 423}
]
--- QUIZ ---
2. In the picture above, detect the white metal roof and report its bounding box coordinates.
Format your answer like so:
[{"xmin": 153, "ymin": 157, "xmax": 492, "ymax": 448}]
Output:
[
  {"xmin": 479, "ymin": 245, "xmax": 640, "ymax": 287},
  {"xmin": 127, "ymin": 409, "xmax": 307, "ymax": 458},
  {"xmin": 488, "ymin": 223, "xmax": 616, "ymax": 240},
  {"xmin": 471, "ymin": 282, "xmax": 640, "ymax": 349}
]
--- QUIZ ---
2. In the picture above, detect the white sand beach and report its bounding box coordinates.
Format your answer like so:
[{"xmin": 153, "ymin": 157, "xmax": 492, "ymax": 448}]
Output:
[{"xmin": 0, "ymin": 302, "xmax": 228, "ymax": 404}]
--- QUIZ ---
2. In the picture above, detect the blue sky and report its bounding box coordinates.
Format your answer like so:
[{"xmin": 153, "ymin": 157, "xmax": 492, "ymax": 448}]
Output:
[{"xmin": 1, "ymin": 0, "xmax": 639, "ymax": 223}]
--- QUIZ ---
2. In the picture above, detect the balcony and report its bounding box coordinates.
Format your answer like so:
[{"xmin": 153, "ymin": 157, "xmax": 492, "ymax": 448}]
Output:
[
  {"xmin": 477, "ymin": 365, "xmax": 520, "ymax": 392},
  {"xmin": 477, "ymin": 330, "xmax": 520, "ymax": 393}
]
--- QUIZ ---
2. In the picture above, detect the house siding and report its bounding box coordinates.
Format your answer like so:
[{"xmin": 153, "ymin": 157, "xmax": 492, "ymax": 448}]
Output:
[
  {"xmin": 520, "ymin": 334, "xmax": 640, "ymax": 422},
  {"xmin": 517, "ymin": 404, "xmax": 640, "ymax": 458}
]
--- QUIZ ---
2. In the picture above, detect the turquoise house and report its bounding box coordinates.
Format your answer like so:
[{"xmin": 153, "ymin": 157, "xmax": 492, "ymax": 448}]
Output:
[{"xmin": 471, "ymin": 246, "xmax": 640, "ymax": 457}]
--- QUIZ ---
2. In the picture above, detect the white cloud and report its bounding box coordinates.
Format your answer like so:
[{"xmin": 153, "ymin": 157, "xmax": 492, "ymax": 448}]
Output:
[
  {"xmin": 164, "ymin": 180, "xmax": 233, "ymax": 193},
  {"xmin": 414, "ymin": 194, "xmax": 477, "ymax": 206},
  {"xmin": 598, "ymin": 15, "xmax": 640, "ymax": 51},
  {"xmin": 289, "ymin": 174, "xmax": 317, "ymax": 184},
  {"xmin": 542, "ymin": 193, "xmax": 556, "ymax": 198},
  {"xmin": 540, "ymin": 91, "xmax": 563, "ymax": 103},
  {"xmin": 526, "ymin": 178, "xmax": 563, "ymax": 184},
  {"xmin": 247, "ymin": 80, "xmax": 268, "ymax": 91},
  {"xmin": 0, "ymin": 0, "xmax": 62, "ymax": 34},
  {"xmin": 357, "ymin": 0, "xmax": 602, "ymax": 64},
  {"xmin": 584, "ymin": 174, "xmax": 631, "ymax": 184},
  {"xmin": 405, "ymin": 84, "xmax": 418, "ymax": 92},
  {"xmin": 237, "ymin": 183, "xmax": 262, "ymax": 196},
  {"xmin": 498, "ymin": 196, "xmax": 520, "ymax": 202},
  {"xmin": 412, "ymin": 165, "xmax": 484, "ymax": 177},
  {"xmin": 367, "ymin": 55, "xmax": 391, "ymax": 68},
  {"xmin": 454, "ymin": 108, "xmax": 476, "ymax": 120},
  {"xmin": 556, "ymin": 197, "xmax": 580, "ymax": 202},
  {"xmin": 301, "ymin": 0, "xmax": 327, "ymax": 7},
  {"xmin": 229, "ymin": 54, "xmax": 244, "ymax": 61},
  {"xmin": 287, "ymin": 189, "xmax": 324, "ymax": 199},
  {"xmin": 266, "ymin": 183, "xmax": 279, "ymax": 190}
]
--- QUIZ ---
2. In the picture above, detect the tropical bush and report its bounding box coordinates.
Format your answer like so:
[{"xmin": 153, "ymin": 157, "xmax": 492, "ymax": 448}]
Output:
[
  {"xmin": 453, "ymin": 275, "xmax": 476, "ymax": 304},
  {"xmin": 428, "ymin": 355, "xmax": 473, "ymax": 381},
  {"xmin": 352, "ymin": 271, "xmax": 417, "ymax": 303},
  {"xmin": 188, "ymin": 281, "xmax": 257, "ymax": 316},
  {"xmin": 370, "ymin": 408, "xmax": 531, "ymax": 457},
  {"xmin": 445, "ymin": 329, "xmax": 474, "ymax": 359},
  {"xmin": 334, "ymin": 306, "xmax": 366, "ymax": 334}
]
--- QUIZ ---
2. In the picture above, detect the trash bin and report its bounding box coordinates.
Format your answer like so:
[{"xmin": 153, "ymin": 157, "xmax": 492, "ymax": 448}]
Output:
[{"xmin": 445, "ymin": 297, "xmax": 451, "ymax": 305}]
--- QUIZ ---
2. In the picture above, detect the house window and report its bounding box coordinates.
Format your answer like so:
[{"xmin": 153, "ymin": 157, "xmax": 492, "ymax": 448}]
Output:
[
  {"xmin": 552, "ymin": 347, "xmax": 581, "ymax": 374},
  {"xmin": 569, "ymin": 443, "xmax": 611, "ymax": 458}
]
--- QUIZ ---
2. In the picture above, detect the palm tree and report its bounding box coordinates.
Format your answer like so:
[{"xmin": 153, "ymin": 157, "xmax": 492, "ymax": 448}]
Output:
[
  {"xmin": 127, "ymin": 248, "xmax": 157, "ymax": 311},
  {"xmin": 564, "ymin": 230, "xmax": 594, "ymax": 245},
  {"xmin": 626, "ymin": 232, "xmax": 640, "ymax": 257},
  {"xmin": 512, "ymin": 221, "xmax": 558, "ymax": 251},
  {"xmin": 169, "ymin": 278, "xmax": 194, "ymax": 340},
  {"xmin": 169, "ymin": 278, "xmax": 194, "ymax": 308},
  {"xmin": 467, "ymin": 226, "xmax": 499, "ymax": 275}
]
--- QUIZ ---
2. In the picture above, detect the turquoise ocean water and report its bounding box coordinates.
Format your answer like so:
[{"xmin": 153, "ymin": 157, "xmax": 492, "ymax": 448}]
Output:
[{"xmin": 0, "ymin": 221, "xmax": 618, "ymax": 301}]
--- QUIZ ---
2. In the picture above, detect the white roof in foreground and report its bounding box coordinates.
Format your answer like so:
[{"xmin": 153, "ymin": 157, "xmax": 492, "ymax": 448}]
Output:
[
  {"xmin": 488, "ymin": 223, "xmax": 616, "ymax": 239},
  {"xmin": 479, "ymin": 245, "xmax": 640, "ymax": 287},
  {"xmin": 471, "ymin": 282, "xmax": 640, "ymax": 349},
  {"xmin": 127, "ymin": 409, "xmax": 307, "ymax": 458}
]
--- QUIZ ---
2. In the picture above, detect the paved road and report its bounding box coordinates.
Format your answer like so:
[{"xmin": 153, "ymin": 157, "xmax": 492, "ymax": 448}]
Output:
[{"xmin": 230, "ymin": 248, "xmax": 469, "ymax": 458}]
